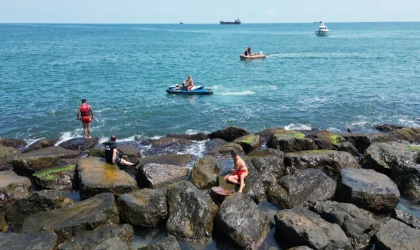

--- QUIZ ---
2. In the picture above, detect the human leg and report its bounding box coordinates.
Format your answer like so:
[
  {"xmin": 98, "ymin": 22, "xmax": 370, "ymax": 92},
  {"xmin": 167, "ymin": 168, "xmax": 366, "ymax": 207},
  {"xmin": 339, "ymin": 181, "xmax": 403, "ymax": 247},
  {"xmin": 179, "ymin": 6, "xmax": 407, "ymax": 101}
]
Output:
[
  {"xmin": 238, "ymin": 173, "xmax": 246, "ymax": 193},
  {"xmin": 82, "ymin": 123, "xmax": 88, "ymax": 138},
  {"xmin": 87, "ymin": 123, "xmax": 91, "ymax": 138},
  {"xmin": 227, "ymin": 174, "xmax": 239, "ymax": 185}
]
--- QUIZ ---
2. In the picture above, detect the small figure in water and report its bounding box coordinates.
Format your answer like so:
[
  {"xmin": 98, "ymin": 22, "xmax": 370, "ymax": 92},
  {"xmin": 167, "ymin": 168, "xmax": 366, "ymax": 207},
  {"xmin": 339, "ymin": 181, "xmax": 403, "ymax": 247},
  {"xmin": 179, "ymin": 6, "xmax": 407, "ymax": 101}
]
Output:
[
  {"xmin": 77, "ymin": 98, "xmax": 94, "ymax": 138},
  {"xmin": 104, "ymin": 135, "xmax": 139, "ymax": 167},
  {"xmin": 247, "ymin": 46, "xmax": 252, "ymax": 56},
  {"xmin": 185, "ymin": 75, "xmax": 194, "ymax": 91},
  {"xmin": 224, "ymin": 150, "xmax": 248, "ymax": 193}
]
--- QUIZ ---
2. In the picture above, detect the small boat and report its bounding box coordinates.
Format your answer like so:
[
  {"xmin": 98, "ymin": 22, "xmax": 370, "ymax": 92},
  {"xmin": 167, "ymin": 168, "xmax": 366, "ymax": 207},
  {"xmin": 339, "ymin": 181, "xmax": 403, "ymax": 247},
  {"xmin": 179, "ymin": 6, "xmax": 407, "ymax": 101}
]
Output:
[
  {"xmin": 180, "ymin": 22, "xmax": 184, "ymax": 24},
  {"xmin": 220, "ymin": 18, "xmax": 241, "ymax": 24},
  {"xmin": 240, "ymin": 53, "xmax": 266, "ymax": 59},
  {"xmin": 166, "ymin": 83, "xmax": 213, "ymax": 95},
  {"xmin": 315, "ymin": 21, "xmax": 329, "ymax": 36}
]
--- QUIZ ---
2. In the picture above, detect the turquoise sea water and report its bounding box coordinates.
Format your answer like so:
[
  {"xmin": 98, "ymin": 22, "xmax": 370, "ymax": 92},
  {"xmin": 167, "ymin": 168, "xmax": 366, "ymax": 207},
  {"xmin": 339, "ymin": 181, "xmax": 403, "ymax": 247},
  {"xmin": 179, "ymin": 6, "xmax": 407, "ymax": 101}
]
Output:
[{"xmin": 1, "ymin": 22, "xmax": 420, "ymax": 145}]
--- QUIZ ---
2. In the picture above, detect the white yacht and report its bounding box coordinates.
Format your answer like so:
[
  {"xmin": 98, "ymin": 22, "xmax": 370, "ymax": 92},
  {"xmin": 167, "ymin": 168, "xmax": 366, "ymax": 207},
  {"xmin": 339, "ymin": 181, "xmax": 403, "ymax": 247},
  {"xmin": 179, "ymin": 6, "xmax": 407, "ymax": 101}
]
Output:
[{"xmin": 315, "ymin": 21, "xmax": 329, "ymax": 36}]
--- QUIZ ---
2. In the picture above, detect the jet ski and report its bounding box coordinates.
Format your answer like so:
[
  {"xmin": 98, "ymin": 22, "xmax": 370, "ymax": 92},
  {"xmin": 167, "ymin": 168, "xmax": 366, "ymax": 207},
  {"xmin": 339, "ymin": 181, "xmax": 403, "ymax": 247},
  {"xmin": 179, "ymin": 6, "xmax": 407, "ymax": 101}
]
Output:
[{"xmin": 166, "ymin": 82, "xmax": 213, "ymax": 95}]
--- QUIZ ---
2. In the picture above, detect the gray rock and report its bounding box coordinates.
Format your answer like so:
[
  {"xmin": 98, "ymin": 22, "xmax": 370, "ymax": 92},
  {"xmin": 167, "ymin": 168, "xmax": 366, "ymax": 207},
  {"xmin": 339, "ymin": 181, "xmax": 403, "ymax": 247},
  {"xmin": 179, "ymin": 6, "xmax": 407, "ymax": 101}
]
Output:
[
  {"xmin": 12, "ymin": 146, "xmax": 79, "ymax": 177},
  {"xmin": 233, "ymin": 134, "xmax": 261, "ymax": 154},
  {"xmin": 78, "ymin": 157, "xmax": 137, "ymax": 200},
  {"xmin": 274, "ymin": 207, "xmax": 351, "ymax": 250},
  {"xmin": 151, "ymin": 137, "xmax": 193, "ymax": 147},
  {"xmin": 138, "ymin": 235, "xmax": 181, "ymax": 250},
  {"xmin": 0, "ymin": 137, "xmax": 27, "ymax": 149},
  {"xmin": 336, "ymin": 168, "xmax": 400, "ymax": 214},
  {"xmin": 255, "ymin": 127, "xmax": 282, "ymax": 146},
  {"xmin": 0, "ymin": 145, "xmax": 20, "ymax": 171},
  {"xmin": 374, "ymin": 218, "xmax": 420, "ymax": 250},
  {"xmin": 22, "ymin": 193, "xmax": 119, "ymax": 244},
  {"xmin": 374, "ymin": 124, "xmax": 405, "ymax": 133},
  {"xmin": 0, "ymin": 171, "xmax": 32, "ymax": 211},
  {"xmin": 136, "ymin": 163, "xmax": 189, "ymax": 189},
  {"xmin": 268, "ymin": 169, "xmax": 336, "ymax": 209},
  {"xmin": 267, "ymin": 129, "xmax": 317, "ymax": 153},
  {"xmin": 287, "ymin": 247, "xmax": 314, "ymax": 250},
  {"xmin": 310, "ymin": 201, "xmax": 379, "ymax": 249},
  {"xmin": 118, "ymin": 188, "xmax": 167, "ymax": 227},
  {"xmin": 389, "ymin": 127, "xmax": 420, "ymax": 144},
  {"xmin": 166, "ymin": 181, "xmax": 217, "ymax": 243},
  {"xmin": 22, "ymin": 138, "xmax": 57, "ymax": 153},
  {"xmin": 0, "ymin": 232, "xmax": 57, "ymax": 250},
  {"xmin": 215, "ymin": 193, "xmax": 270, "ymax": 250},
  {"xmin": 167, "ymin": 132, "xmax": 209, "ymax": 141},
  {"xmin": 137, "ymin": 154, "xmax": 193, "ymax": 168},
  {"xmin": 190, "ymin": 156, "xmax": 221, "ymax": 189},
  {"xmin": 58, "ymin": 137, "xmax": 99, "ymax": 152},
  {"xmin": 6, "ymin": 190, "xmax": 73, "ymax": 231},
  {"xmin": 58, "ymin": 224, "xmax": 134, "ymax": 250},
  {"xmin": 207, "ymin": 142, "xmax": 244, "ymax": 157},
  {"xmin": 342, "ymin": 133, "xmax": 390, "ymax": 154},
  {"xmin": 307, "ymin": 131, "xmax": 359, "ymax": 156},
  {"xmin": 32, "ymin": 161, "xmax": 77, "ymax": 190},
  {"xmin": 284, "ymin": 150, "xmax": 359, "ymax": 179},
  {"xmin": 391, "ymin": 159, "xmax": 420, "ymax": 201},
  {"xmin": 393, "ymin": 209, "xmax": 420, "ymax": 229},
  {"xmin": 208, "ymin": 126, "xmax": 250, "ymax": 142}
]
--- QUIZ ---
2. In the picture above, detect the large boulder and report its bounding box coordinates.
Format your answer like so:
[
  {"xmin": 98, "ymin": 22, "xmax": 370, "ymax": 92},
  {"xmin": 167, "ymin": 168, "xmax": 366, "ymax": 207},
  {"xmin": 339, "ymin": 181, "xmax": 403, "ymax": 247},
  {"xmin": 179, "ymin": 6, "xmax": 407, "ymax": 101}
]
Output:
[
  {"xmin": 255, "ymin": 127, "xmax": 282, "ymax": 146},
  {"xmin": 267, "ymin": 129, "xmax": 317, "ymax": 153},
  {"xmin": 167, "ymin": 132, "xmax": 209, "ymax": 141},
  {"xmin": 233, "ymin": 134, "xmax": 261, "ymax": 154},
  {"xmin": 310, "ymin": 201, "xmax": 379, "ymax": 249},
  {"xmin": 373, "ymin": 218, "xmax": 420, "ymax": 250},
  {"xmin": 336, "ymin": 168, "xmax": 400, "ymax": 214},
  {"xmin": 274, "ymin": 207, "xmax": 351, "ymax": 250},
  {"xmin": 190, "ymin": 156, "xmax": 221, "ymax": 189},
  {"xmin": 374, "ymin": 124, "xmax": 405, "ymax": 133},
  {"xmin": 78, "ymin": 157, "xmax": 137, "ymax": 200},
  {"xmin": 0, "ymin": 137, "xmax": 27, "ymax": 149},
  {"xmin": 6, "ymin": 190, "xmax": 73, "ymax": 231},
  {"xmin": 215, "ymin": 193, "xmax": 270, "ymax": 250},
  {"xmin": 342, "ymin": 133, "xmax": 390, "ymax": 154},
  {"xmin": 390, "ymin": 160, "xmax": 420, "ymax": 201},
  {"xmin": 208, "ymin": 126, "xmax": 250, "ymax": 142},
  {"xmin": 137, "ymin": 154, "xmax": 193, "ymax": 168},
  {"xmin": 166, "ymin": 181, "xmax": 217, "ymax": 243},
  {"xmin": 0, "ymin": 145, "xmax": 20, "ymax": 171},
  {"xmin": 284, "ymin": 150, "xmax": 359, "ymax": 179},
  {"xmin": 207, "ymin": 142, "xmax": 244, "ymax": 157},
  {"xmin": 389, "ymin": 127, "xmax": 420, "ymax": 144},
  {"xmin": 58, "ymin": 137, "xmax": 99, "ymax": 152},
  {"xmin": 32, "ymin": 160, "xmax": 77, "ymax": 191},
  {"xmin": 0, "ymin": 232, "xmax": 57, "ymax": 250},
  {"xmin": 0, "ymin": 171, "xmax": 32, "ymax": 211},
  {"xmin": 307, "ymin": 131, "xmax": 359, "ymax": 156},
  {"xmin": 151, "ymin": 137, "xmax": 193, "ymax": 147},
  {"xmin": 138, "ymin": 235, "xmax": 181, "ymax": 250},
  {"xmin": 393, "ymin": 209, "xmax": 420, "ymax": 229},
  {"xmin": 267, "ymin": 169, "xmax": 336, "ymax": 209},
  {"xmin": 58, "ymin": 224, "xmax": 134, "ymax": 250},
  {"xmin": 21, "ymin": 138, "xmax": 57, "ymax": 153},
  {"xmin": 12, "ymin": 146, "xmax": 79, "ymax": 177},
  {"xmin": 136, "ymin": 163, "xmax": 189, "ymax": 189},
  {"xmin": 117, "ymin": 188, "xmax": 167, "ymax": 227},
  {"xmin": 22, "ymin": 193, "xmax": 119, "ymax": 244}
]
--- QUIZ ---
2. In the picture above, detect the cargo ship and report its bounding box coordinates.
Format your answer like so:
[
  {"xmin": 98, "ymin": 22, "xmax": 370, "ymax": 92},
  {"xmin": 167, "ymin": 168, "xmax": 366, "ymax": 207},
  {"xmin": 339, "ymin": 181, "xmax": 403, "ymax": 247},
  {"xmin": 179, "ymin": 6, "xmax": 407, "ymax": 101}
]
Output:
[{"xmin": 220, "ymin": 18, "xmax": 241, "ymax": 24}]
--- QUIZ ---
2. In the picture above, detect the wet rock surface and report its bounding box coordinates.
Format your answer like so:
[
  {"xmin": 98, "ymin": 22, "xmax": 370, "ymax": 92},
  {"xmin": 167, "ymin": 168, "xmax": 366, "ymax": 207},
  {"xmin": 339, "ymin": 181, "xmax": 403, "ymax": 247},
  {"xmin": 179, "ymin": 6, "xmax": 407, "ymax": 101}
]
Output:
[
  {"xmin": 0, "ymin": 171, "xmax": 32, "ymax": 211},
  {"xmin": 136, "ymin": 163, "xmax": 189, "ymax": 189},
  {"xmin": 58, "ymin": 137, "xmax": 99, "ymax": 152},
  {"xmin": 21, "ymin": 138, "xmax": 57, "ymax": 153},
  {"xmin": 391, "ymin": 159, "xmax": 420, "ymax": 201},
  {"xmin": 190, "ymin": 156, "xmax": 221, "ymax": 189},
  {"xmin": 22, "ymin": 193, "xmax": 119, "ymax": 243},
  {"xmin": 78, "ymin": 157, "xmax": 137, "ymax": 200},
  {"xmin": 389, "ymin": 127, "xmax": 420, "ymax": 144},
  {"xmin": 215, "ymin": 193, "xmax": 270, "ymax": 250},
  {"xmin": 138, "ymin": 235, "xmax": 181, "ymax": 250},
  {"xmin": 0, "ymin": 232, "xmax": 57, "ymax": 250},
  {"xmin": 267, "ymin": 129, "xmax": 317, "ymax": 153},
  {"xmin": 393, "ymin": 209, "xmax": 420, "ymax": 229},
  {"xmin": 208, "ymin": 126, "xmax": 250, "ymax": 142},
  {"xmin": 0, "ymin": 145, "xmax": 20, "ymax": 171},
  {"xmin": 167, "ymin": 132, "xmax": 209, "ymax": 141},
  {"xmin": 137, "ymin": 154, "xmax": 193, "ymax": 168},
  {"xmin": 374, "ymin": 218, "xmax": 420, "ymax": 250}
]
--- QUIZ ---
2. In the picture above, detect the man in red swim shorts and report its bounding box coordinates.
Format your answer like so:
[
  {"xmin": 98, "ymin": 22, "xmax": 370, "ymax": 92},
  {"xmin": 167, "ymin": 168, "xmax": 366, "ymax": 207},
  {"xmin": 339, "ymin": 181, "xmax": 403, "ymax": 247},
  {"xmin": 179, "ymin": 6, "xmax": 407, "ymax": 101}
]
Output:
[
  {"xmin": 224, "ymin": 150, "xmax": 248, "ymax": 193},
  {"xmin": 76, "ymin": 99, "xmax": 94, "ymax": 138}
]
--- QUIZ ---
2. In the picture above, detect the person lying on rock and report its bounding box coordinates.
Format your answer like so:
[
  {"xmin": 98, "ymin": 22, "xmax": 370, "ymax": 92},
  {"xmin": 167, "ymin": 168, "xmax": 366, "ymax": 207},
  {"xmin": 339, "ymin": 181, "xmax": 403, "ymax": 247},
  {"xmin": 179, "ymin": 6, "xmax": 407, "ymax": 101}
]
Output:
[
  {"xmin": 104, "ymin": 135, "xmax": 139, "ymax": 167},
  {"xmin": 224, "ymin": 150, "xmax": 248, "ymax": 193}
]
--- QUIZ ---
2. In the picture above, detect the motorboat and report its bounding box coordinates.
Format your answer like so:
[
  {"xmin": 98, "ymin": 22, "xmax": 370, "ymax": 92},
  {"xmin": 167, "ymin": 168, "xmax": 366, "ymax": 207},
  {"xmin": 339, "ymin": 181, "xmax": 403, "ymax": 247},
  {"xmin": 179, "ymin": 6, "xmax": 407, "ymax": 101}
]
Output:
[
  {"xmin": 315, "ymin": 21, "xmax": 329, "ymax": 36},
  {"xmin": 166, "ymin": 82, "xmax": 213, "ymax": 95},
  {"xmin": 240, "ymin": 53, "xmax": 266, "ymax": 59}
]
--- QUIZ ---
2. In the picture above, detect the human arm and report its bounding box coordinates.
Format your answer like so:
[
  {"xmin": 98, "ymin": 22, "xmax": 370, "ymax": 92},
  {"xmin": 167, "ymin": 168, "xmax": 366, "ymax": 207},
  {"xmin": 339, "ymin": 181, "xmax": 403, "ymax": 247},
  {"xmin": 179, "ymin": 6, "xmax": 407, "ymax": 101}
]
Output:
[
  {"xmin": 89, "ymin": 106, "xmax": 94, "ymax": 120},
  {"xmin": 77, "ymin": 108, "xmax": 80, "ymax": 120}
]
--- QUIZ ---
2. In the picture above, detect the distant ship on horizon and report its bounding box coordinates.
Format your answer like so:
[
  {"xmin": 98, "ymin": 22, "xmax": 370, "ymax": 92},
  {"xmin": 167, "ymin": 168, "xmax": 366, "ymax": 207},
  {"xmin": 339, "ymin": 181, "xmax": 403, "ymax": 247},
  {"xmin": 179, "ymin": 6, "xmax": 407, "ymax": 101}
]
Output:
[{"xmin": 220, "ymin": 18, "xmax": 241, "ymax": 24}]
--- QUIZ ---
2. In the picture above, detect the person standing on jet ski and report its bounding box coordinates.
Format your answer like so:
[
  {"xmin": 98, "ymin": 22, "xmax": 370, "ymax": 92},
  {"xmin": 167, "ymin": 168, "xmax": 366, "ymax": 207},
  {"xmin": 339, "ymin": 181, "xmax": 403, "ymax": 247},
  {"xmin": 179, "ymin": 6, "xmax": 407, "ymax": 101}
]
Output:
[{"xmin": 104, "ymin": 135, "xmax": 139, "ymax": 167}]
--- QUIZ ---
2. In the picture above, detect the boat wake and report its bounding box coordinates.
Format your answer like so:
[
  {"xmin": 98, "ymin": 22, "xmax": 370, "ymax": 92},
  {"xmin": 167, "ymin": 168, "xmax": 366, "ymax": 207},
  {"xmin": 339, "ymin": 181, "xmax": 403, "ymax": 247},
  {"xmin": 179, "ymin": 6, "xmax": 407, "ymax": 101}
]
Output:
[{"xmin": 219, "ymin": 91, "xmax": 255, "ymax": 96}]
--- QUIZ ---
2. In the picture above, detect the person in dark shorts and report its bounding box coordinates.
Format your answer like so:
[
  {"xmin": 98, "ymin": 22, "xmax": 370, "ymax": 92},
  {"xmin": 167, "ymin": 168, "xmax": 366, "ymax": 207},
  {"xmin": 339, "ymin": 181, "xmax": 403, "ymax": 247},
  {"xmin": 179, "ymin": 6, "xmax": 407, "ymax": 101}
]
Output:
[
  {"xmin": 76, "ymin": 99, "xmax": 94, "ymax": 138},
  {"xmin": 104, "ymin": 135, "xmax": 139, "ymax": 166}
]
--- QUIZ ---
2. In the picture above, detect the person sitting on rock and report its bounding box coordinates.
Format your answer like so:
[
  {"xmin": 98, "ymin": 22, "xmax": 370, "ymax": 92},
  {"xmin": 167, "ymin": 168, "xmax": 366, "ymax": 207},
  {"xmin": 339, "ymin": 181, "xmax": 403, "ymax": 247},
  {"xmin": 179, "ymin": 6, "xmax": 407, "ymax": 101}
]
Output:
[
  {"xmin": 104, "ymin": 135, "xmax": 139, "ymax": 167},
  {"xmin": 224, "ymin": 150, "xmax": 248, "ymax": 193}
]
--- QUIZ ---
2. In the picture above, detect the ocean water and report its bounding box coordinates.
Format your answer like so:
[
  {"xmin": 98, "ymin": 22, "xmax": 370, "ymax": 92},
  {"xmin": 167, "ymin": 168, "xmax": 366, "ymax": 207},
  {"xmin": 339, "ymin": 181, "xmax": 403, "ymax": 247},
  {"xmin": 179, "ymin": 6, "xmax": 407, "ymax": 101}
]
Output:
[{"xmin": 1, "ymin": 22, "xmax": 420, "ymax": 145}]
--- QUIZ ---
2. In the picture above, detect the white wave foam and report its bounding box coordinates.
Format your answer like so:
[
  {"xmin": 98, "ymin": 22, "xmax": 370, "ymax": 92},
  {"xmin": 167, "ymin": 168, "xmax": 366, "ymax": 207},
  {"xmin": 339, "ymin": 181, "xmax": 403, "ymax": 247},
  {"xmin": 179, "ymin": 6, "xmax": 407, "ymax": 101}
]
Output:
[
  {"xmin": 284, "ymin": 124, "xmax": 312, "ymax": 131},
  {"xmin": 185, "ymin": 129, "xmax": 200, "ymax": 135},
  {"xmin": 219, "ymin": 91, "xmax": 255, "ymax": 96},
  {"xmin": 55, "ymin": 130, "xmax": 83, "ymax": 145},
  {"xmin": 398, "ymin": 119, "xmax": 420, "ymax": 128}
]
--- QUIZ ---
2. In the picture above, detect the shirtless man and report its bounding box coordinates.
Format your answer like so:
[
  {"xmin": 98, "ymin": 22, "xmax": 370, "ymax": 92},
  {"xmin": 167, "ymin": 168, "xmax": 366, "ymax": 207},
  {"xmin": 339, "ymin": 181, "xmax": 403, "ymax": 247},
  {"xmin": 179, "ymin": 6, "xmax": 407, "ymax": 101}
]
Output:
[
  {"xmin": 185, "ymin": 75, "xmax": 194, "ymax": 91},
  {"xmin": 224, "ymin": 150, "xmax": 248, "ymax": 193}
]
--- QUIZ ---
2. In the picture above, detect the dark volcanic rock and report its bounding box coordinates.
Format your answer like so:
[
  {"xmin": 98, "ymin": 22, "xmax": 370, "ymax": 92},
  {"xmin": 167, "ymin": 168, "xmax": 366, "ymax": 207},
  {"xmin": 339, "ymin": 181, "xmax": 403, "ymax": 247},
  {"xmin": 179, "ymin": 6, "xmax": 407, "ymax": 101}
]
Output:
[
  {"xmin": 274, "ymin": 207, "xmax": 351, "ymax": 250},
  {"xmin": 136, "ymin": 163, "xmax": 189, "ymax": 189},
  {"xmin": 342, "ymin": 133, "xmax": 390, "ymax": 154},
  {"xmin": 78, "ymin": 157, "xmax": 137, "ymax": 200},
  {"xmin": 208, "ymin": 126, "xmax": 250, "ymax": 142},
  {"xmin": 166, "ymin": 181, "xmax": 217, "ymax": 243},
  {"xmin": 373, "ymin": 218, "xmax": 420, "ymax": 250},
  {"xmin": 0, "ymin": 171, "xmax": 32, "ymax": 211},
  {"xmin": 233, "ymin": 134, "xmax": 261, "ymax": 154},
  {"xmin": 58, "ymin": 224, "xmax": 134, "ymax": 250},
  {"xmin": 374, "ymin": 124, "xmax": 405, "ymax": 133},
  {"xmin": 284, "ymin": 150, "xmax": 359, "ymax": 179},
  {"xmin": 58, "ymin": 137, "xmax": 99, "ymax": 152},
  {"xmin": 389, "ymin": 127, "xmax": 420, "ymax": 143},
  {"xmin": 267, "ymin": 129, "xmax": 317, "ymax": 153},
  {"xmin": 307, "ymin": 131, "xmax": 359, "ymax": 156},
  {"xmin": 336, "ymin": 168, "xmax": 400, "ymax": 214},
  {"xmin": 138, "ymin": 235, "xmax": 181, "ymax": 250},
  {"xmin": 6, "ymin": 190, "xmax": 73, "ymax": 230},
  {"xmin": 0, "ymin": 137, "xmax": 27, "ymax": 149},
  {"xmin": 190, "ymin": 156, "xmax": 221, "ymax": 189},
  {"xmin": 267, "ymin": 169, "xmax": 336, "ymax": 209},
  {"xmin": 118, "ymin": 188, "xmax": 167, "ymax": 227},
  {"xmin": 215, "ymin": 193, "xmax": 270, "ymax": 250},
  {"xmin": 22, "ymin": 138, "xmax": 57, "ymax": 153},
  {"xmin": 22, "ymin": 193, "xmax": 119, "ymax": 244},
  {"xmin": 0, "ymin": 145, "xmax": 20, "ymax": 171},
  {"xmin": 393, "ymin": 209, "xmax": 420, "ymax": 229},
  {"xmin": 310, "ymin": 201, "xmax": 379, "ymax": 249},
  {"xmin": 0, "ymin": 232, "xmax": 57, "ymax": 250},
  {"xmin": 167, "ymin": 132, "xmax": 209, "ymax": 141},
  {"xmin": 12, "ymin": 146, "xmax": 79, "ymax": 177}
]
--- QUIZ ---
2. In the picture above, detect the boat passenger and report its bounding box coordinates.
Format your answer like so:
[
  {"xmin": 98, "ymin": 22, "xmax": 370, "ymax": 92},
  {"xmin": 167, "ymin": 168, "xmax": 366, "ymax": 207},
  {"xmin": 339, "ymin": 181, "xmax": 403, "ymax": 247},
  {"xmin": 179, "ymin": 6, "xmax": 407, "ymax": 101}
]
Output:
[
  {"xmin": 247, "ymin": 46, "xmax": 252, "ymax": 56},
  {"xmin": 185, "ymin": 75, "xmax": 194, "ymax": 91}
]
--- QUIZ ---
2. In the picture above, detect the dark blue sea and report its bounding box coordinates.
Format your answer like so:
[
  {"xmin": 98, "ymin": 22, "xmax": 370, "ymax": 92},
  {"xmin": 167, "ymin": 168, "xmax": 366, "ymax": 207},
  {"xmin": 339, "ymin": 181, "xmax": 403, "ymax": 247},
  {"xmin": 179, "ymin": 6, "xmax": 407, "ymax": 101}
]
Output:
[{"xmin": 1, "ymin": 22, "xmax": 420, "ymax": 249}]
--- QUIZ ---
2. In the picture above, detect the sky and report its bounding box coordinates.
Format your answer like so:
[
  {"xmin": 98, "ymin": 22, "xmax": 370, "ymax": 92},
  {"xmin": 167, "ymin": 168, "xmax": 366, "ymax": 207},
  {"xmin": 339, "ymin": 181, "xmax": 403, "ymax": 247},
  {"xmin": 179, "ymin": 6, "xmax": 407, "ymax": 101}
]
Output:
[{"xmin": 0, "ymin": 0, "xmax": 419, "ymax": 24}]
